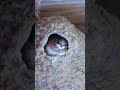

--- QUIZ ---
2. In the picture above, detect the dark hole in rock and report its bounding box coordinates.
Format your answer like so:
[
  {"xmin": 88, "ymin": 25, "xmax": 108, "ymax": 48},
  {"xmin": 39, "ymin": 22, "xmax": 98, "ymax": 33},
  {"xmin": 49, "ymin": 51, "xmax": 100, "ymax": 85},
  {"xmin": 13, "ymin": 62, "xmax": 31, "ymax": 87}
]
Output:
[
  {"xmin": 21, "ymin": 24, "xmax": 35, "ymax": 70},
  {"xmin": 44, "ymin": 33, "xmax": 69, "ymax": 56}
]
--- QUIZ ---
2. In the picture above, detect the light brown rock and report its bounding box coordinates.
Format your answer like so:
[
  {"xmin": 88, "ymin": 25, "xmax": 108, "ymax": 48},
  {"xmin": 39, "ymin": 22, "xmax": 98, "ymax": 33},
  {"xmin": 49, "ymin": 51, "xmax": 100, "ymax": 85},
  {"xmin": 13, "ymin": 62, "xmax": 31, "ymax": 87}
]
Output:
[{"xmin": 35, "ymin": 16, "xmax": 85, "ymax": 90}]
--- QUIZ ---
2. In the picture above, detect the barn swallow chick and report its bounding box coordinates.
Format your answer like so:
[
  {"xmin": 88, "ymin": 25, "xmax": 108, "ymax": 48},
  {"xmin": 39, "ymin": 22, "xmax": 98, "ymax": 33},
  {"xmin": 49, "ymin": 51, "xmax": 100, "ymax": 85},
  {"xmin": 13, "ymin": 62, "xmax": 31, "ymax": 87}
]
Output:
[{"xmin": 44, "ymin": 34, "xmax": 68, "ymax": 56}]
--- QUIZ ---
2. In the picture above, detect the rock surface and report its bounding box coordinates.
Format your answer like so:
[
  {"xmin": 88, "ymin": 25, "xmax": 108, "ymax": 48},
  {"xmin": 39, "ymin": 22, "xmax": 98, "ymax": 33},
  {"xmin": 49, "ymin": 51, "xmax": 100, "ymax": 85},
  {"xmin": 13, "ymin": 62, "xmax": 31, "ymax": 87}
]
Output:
[
  {"xmin": 86, "ymin": 3, "xmax": 120, "ymax": 90},
  {"xmin": 0, "ymin": 0, "xmax": 34, "ymax": 90},
  {"xmin": 35, "ymin": 16, "xmax": 85, "ymax": 90}
]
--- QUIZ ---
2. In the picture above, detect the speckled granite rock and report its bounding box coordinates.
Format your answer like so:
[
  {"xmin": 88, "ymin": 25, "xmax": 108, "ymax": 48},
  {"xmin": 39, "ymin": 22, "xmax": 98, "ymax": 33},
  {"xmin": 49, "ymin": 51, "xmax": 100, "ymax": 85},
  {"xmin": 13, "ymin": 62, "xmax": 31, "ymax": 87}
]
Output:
[
  {"xmin": 86, "ymin": 3, "xmax": 120, "ymax": 90},
  {"xmin": 35, "ymin": 16, "xmax": 85, "ymax": 90},
  {"xmin": 0, "ymin": 0, "xmax": 34, "ymax": 90}
]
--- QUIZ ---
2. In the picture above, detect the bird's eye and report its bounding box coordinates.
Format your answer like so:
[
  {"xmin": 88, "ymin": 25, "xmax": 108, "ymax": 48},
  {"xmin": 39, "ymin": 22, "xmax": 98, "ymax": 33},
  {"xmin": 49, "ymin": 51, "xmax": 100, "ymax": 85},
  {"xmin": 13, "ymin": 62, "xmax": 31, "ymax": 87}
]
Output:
[{"xmin": 64, "ymin": 44, "xmax": 67, "ymax": 46}]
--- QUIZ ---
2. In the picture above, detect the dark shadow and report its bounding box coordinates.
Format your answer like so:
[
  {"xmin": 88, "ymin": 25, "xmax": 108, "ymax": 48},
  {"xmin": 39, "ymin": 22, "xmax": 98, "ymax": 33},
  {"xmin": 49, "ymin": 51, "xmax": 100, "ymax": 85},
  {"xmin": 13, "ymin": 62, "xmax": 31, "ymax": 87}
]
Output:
[
  {"xmin": 21, "ymin": 24, "xmax": 35, "ymax": 70},
  {"xmin": 96, "ymin": 0, "xmax": 120, "ymax": 18}
]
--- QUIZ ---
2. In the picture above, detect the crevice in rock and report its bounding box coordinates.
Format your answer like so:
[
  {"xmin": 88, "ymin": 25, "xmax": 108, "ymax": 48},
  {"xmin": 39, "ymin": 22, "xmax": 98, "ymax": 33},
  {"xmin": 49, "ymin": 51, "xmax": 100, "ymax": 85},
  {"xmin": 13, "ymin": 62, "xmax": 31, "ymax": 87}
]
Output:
[{"xmin": 21, "ymin": 24, "xmax": 35, "ymax": 70}]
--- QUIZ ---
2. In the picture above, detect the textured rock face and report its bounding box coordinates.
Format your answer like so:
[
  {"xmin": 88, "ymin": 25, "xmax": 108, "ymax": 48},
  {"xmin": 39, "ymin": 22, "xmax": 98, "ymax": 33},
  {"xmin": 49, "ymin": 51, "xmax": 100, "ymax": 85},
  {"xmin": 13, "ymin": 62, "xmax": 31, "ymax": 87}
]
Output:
[
  {"xmin": 0, "ymin": 0, "xmax": 34, "ymax": 90},
  {"xmin": 35, "ymin": 16, "xmax": 85, "ymax": 90},
  {"xmin": 86, "ymin": 3, "xmax": 120, "ymax": 90}
]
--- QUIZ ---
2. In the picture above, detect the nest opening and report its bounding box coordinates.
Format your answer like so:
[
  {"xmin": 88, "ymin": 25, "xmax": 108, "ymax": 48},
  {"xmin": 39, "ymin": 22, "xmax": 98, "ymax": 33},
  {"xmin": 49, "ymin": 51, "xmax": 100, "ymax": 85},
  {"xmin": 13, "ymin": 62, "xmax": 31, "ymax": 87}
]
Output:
[{"xmin": 44, "ymin": 33, "xmax": 69, "ymax": 56}]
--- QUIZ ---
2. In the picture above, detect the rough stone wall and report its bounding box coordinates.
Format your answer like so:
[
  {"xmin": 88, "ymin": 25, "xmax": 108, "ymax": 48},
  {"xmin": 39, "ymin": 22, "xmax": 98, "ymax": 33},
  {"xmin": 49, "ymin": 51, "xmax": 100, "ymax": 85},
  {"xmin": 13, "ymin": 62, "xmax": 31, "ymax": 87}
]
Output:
[
  {"xmin": 35, "ymin": 16, "xmax": 85, "ymax": 90},
  {"xmin": 0, "ymin": 0, "xmax": 34, "ymax": 90},
  {"xmin": 86, "ymin": 3, "xmax": 120, "ymax": 90}
]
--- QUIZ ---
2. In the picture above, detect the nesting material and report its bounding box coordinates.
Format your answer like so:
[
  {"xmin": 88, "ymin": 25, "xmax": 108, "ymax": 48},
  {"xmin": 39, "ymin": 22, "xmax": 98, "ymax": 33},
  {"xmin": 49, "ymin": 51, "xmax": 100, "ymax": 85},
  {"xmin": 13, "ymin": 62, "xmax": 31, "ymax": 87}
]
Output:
[{"xmin": 35, "ymin": 16, "xmax": 85, "ymax": 90}]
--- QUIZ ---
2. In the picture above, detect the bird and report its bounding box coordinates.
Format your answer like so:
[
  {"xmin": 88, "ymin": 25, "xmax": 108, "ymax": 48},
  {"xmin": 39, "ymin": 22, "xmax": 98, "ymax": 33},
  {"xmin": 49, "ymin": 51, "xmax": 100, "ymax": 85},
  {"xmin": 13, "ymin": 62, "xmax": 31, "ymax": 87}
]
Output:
[{"xmin": 44, "ymin": 34, "xmax": 68, "ymax": 56}]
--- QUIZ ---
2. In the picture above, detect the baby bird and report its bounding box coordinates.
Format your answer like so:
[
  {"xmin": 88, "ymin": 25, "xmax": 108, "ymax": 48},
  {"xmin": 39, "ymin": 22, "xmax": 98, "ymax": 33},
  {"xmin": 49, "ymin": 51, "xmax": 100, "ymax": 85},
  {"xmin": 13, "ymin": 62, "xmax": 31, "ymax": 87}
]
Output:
[{"xmin": 44, "ymin": 34, "xmax": 68, "ymax": 56}]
